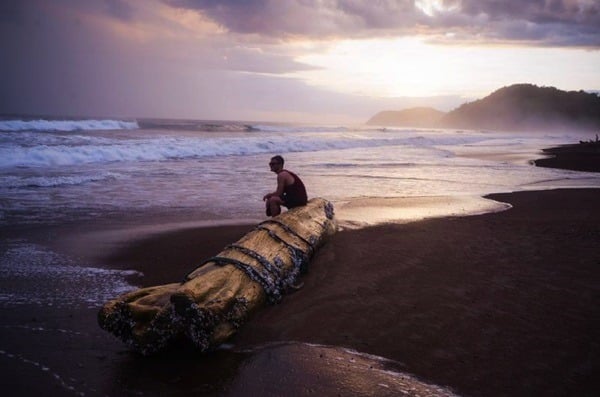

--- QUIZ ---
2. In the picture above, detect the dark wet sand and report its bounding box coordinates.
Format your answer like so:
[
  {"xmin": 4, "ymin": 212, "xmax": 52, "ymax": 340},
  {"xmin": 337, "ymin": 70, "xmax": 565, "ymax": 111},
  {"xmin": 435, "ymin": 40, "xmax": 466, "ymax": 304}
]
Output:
[
  {"xmin": 535, "ymin": 141, "xmax": 600, "ymax": 172},
  {"xmin": 1, "ymin": 144, "xmax": 599, "ymax": 396},
  {"xmin": 238, "ymin": 188, "xmax": 600, "ymax": 397},
  {"xmin": 99, "ymin": 188, "xmax": 600, "ymax": 397}
]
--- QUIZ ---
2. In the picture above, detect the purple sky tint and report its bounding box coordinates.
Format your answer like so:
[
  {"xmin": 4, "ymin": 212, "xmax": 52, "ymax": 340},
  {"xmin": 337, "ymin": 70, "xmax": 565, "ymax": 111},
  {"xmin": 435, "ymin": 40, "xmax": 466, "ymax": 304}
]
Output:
[{"xmin": 1, "ymin": 0, "xmax": 599, "ymax": 123}]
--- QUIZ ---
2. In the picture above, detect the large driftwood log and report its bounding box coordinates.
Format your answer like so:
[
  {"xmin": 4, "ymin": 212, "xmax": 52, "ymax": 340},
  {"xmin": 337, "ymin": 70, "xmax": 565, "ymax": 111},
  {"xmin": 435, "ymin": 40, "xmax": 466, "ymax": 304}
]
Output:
[{"xmin": 98, "ymin": 198, "xmax": 336, "ymax": 355}]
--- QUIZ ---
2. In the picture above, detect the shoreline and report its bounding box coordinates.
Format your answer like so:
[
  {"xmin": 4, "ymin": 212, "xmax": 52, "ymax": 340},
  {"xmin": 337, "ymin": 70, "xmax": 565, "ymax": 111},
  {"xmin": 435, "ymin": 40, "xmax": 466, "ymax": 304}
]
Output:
[
  {"xmin": 79, "ymin": 187, "xmax": 600, "ymax": 397},
  {"xmin": 1, "ymin": 142, "xmax": 599, "ymax": 396},
  {"xmin": 232, "ymin": 187, "xmax": 600, "ymax": 397},
  {"xmin": 534, "ymin": 141, "xmax": 600, "ymax": 172}
]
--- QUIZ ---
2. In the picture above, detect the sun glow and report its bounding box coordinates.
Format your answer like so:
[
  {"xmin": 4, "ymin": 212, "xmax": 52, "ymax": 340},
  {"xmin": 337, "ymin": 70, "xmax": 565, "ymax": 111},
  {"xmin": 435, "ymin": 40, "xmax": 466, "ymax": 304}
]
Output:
[
  {"xmin": 293, "ymin": 37, "xmax": 491, "ymax": 98},
  {"xmin": 291, "ymin": 37, "xmax": 600, "ymax": 99},
  {"xmin": 415, "ymin": 0, "xmax": 460, "ymax": 17}
]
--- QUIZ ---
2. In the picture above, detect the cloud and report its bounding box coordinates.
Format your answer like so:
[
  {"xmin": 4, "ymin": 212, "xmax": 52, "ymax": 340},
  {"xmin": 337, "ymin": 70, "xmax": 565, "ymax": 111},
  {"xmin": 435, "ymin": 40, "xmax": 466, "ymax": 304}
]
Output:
[
  {"xmin": 1, "ymin": 0, "xmax": 596, "ymax": 122},
  {"xmin": 104, "ymin": 0, "xmax": 135, "ymax": 21},
  {"xmin": 164, "ymin": 0, "xmax": 420, "ymax": 37},
  {"xmin": 0, "ymin": 0, "xmax": 344, "ymax": 120},
  {"xmin": 0, "ymin": 1, "xmax": 22, "ymax": 24},
  {"xmin": 456, "ymin": 0, "xmax": 600, "ymax": 46},
  {"xmin": 163, "ymin": 0, "xmax": 600, "ymax": 47}
]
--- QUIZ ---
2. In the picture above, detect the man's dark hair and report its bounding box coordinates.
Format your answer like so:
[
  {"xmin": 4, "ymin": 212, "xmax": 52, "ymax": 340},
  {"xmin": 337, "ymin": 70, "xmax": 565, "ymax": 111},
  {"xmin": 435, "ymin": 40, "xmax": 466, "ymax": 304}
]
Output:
[{"xmin": 271, "ymin": 155, "xmax": 284, "ymax": 165}]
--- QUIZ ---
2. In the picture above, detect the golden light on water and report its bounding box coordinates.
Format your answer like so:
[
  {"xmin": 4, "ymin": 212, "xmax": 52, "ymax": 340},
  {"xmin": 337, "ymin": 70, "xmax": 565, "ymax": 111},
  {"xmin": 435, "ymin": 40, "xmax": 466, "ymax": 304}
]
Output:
[{"xmin": 335, "ymin": 196, "xmax": 509, "ymax": 228}]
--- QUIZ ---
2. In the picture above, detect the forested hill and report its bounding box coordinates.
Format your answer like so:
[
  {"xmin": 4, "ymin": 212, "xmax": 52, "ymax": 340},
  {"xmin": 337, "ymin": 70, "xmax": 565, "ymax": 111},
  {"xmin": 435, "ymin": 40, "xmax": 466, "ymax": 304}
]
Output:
[
  {"xmin": 442, "ymin": 84, "xmax": 600, "ymax": 131},
  {"xmin": 367, "ymin": 84, "xmax": 600, "ymax": 131}
]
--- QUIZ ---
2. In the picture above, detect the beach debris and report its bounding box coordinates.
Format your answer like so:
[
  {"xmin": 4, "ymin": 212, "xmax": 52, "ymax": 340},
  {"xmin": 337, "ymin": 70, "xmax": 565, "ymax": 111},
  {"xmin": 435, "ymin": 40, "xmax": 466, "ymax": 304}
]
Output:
[{"xmin": 98, "ymin": 198, "xmax": 337, "ymax": 355}]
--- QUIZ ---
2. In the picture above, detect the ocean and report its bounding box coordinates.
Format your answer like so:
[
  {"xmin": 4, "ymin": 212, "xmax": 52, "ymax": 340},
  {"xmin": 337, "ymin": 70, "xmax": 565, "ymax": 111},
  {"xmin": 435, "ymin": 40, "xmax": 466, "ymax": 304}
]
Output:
[{"xmin": 1, "ymin": 116, "xmax": 599, "ymax": 308}]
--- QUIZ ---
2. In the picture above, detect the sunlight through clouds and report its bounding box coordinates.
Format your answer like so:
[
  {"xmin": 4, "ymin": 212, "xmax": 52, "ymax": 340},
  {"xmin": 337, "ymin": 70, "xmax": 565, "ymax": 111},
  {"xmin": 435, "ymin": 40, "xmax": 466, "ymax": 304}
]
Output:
[
  {"xmin": 292, "ymin": 36, "xmax": 600, "ymax": 100},
  {"xmin": 293, "ymin": 38, "xmax": 464, "ymax": 97},
  {"xmin": 415, "ymin": 0, "xmax": 459, "ymax": 17},
  {"xmin": 2, "ymin": 0, "xmax": 599, "ymax": 121}
]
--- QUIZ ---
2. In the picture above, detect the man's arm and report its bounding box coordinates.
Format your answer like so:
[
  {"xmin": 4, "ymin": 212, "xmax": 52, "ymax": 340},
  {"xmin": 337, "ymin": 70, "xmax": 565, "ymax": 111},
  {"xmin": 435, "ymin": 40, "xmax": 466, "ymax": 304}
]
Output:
[{"xmin": 263, "ymin": 171, "xmax": 291, "ymax": 200}]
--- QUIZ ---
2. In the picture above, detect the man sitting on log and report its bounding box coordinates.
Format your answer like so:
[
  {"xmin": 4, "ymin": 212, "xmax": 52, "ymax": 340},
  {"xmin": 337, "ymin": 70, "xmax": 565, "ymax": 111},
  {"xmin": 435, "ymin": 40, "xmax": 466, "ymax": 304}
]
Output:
[{"xmin": 263, "ymin": 155, "xmax": 308, "ymax": 217}]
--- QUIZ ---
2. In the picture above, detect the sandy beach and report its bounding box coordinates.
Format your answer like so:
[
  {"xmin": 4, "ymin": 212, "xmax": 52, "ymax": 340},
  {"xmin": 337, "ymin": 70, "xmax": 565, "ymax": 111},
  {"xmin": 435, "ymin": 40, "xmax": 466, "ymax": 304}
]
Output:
[{"xmin": 1, "ymin": 144, "xmax": 599, "ymax": 396}]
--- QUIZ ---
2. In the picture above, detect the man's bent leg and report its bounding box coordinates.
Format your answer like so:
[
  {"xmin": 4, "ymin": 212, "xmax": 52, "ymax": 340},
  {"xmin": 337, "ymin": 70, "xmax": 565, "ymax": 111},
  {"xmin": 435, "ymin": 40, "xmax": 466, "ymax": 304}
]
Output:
[{"xmin": 266, "ymin": 196, "xmax": 284, "ymax": 217}]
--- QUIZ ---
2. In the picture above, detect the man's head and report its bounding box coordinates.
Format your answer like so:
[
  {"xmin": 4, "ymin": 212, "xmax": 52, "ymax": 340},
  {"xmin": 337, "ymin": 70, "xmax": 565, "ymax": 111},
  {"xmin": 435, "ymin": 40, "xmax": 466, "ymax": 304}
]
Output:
[{"xmin": 269, "ymin": 155, "xmax": 284, "ymax": 172}]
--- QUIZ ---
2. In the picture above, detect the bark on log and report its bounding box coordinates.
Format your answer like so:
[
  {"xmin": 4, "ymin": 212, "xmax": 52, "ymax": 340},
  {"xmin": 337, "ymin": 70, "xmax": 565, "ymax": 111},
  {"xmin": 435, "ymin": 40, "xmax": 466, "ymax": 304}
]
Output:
[{"xmin": 98, "ymin": 198, "xmax": 336, "ymax": 355}]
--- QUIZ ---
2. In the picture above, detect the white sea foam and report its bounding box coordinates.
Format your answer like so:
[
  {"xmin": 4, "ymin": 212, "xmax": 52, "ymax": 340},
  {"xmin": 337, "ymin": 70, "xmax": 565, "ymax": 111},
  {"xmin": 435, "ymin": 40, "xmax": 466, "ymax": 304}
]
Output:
[
  {"xmin": 248, "ymin": 124, "xmax": 420, "ymax": 134},
  {"xmin": 0, "ymin": 242, "xmax": 140, "ymax": 308},
  {"xmin": 236, "ymin": 341, "xmax": 461, "ymax": 396},
  {"xmin": 0, "ymin": 132, "xmax": 486, "ymax": 168},
  {"xmin": 250, "ymin": 124, "xmax": 353, "ymax": 133},
  {"xmin": 0, "ymin": 118, "xmax": 139, "ymax": 132},
  {"xmin": 0, "ymin": 172, "xmax": 121, "ymax": 188},
  {"xmin": 1, "ymin": 124, "xmax": 598, "ymax": 228}
]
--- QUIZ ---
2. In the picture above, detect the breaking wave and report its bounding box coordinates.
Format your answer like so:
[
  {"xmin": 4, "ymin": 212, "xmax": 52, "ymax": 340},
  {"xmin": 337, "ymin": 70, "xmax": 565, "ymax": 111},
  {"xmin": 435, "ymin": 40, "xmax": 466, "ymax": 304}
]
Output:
[
  {"xmin": 0, "ymin": 134, "xmax": 467, "ymax": 168},
  {"xmin": 0, "ymin": 119, "xmax": 139, "ymax": 132},
  {"xmin": 0, "ymin": 172, "xmax": 121, "ymax": 188}
]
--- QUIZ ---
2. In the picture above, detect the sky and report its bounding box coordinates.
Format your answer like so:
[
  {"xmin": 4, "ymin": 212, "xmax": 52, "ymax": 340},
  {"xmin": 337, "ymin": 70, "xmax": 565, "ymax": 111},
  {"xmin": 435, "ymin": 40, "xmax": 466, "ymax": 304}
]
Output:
[{"xmin": 1, "ymin": 0, "xmax": 599, "ymax": 123}]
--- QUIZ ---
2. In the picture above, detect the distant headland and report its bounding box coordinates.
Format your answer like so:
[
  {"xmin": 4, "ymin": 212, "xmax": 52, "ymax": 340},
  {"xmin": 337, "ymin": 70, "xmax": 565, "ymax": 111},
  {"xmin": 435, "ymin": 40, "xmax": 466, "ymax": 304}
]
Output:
[{"xmin": 367, "ymin": 84, "xmax": 600, "ymax": 131}]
